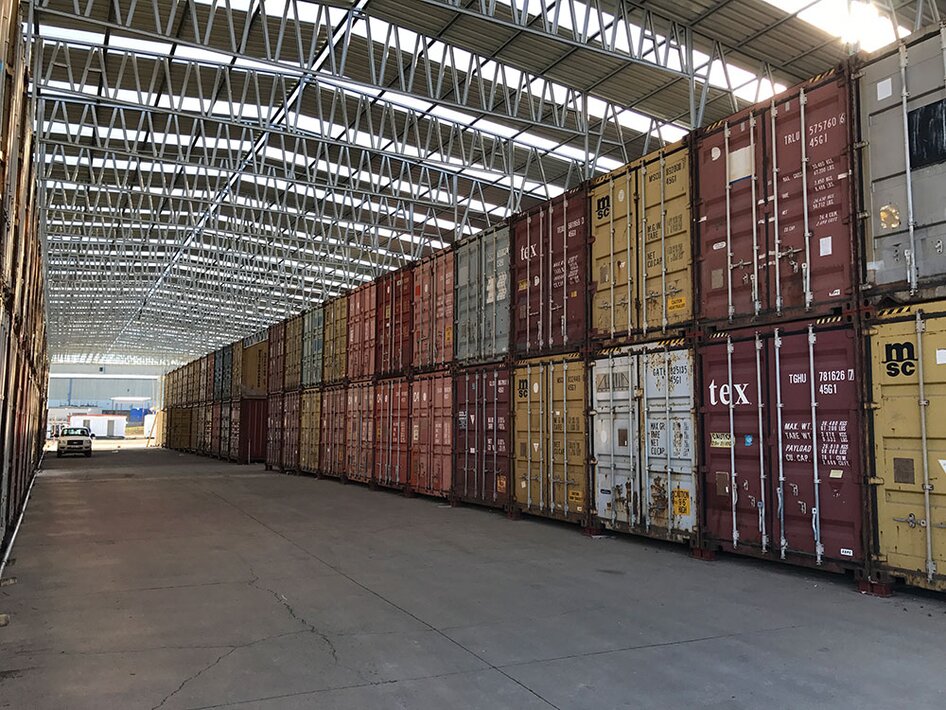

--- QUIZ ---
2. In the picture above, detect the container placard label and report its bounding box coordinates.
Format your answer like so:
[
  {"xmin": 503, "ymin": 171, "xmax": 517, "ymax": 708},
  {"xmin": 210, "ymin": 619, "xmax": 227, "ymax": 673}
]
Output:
[
  {"xmin": 668, "ymin": 296, "xmax": 687, "ymax": 312},
  {"xmin": 672, "ymin": 489, "xmax": 690, "ymax": 516},
  {"xmin": 710, "ymin": 432, "xmax": 733, "ymax": 448}
]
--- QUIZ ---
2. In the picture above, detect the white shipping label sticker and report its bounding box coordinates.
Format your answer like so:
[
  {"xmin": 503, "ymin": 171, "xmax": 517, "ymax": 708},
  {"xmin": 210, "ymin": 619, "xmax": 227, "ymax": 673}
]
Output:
[
  {"xmin": 936, "ymin": 349, "xmax": 946, "ymax": 365},
  {"xmin": 840, "ymin": 548, "xmax": 854, "ymax": 558},
  {"xmin": 728, "ymin": 146, "xmax": 753, "ymax": 183},
  {"xmin": 939, "ymin": 459, "xmax": 946, "ymax": 475},
  {"xmin": 876, "ymin": 77, "xmax": 893, "ymax": 101},
  {"xmin": 819, "ymin": 236, "xmax": 833, "ymax": 257},
  {"xmin": 829, "ymin": 469, "xmax": 843, "ymax": 479}
]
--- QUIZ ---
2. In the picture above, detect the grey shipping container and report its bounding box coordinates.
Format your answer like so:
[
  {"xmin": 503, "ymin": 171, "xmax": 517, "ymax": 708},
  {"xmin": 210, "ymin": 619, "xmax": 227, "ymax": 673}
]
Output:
[
  {"xmin": 455, "ymin": 224, "xmax": 511, "ymax": 363},
  {"xmin": 302, "ymin": 306, "xmax": 324, "ymax": 387},
  {"xmin": 591, "ymin": 341, "xmax": 697, "ymax": 542},
  {"xmin": 860, "ymin": 28, "xmax": 946, "ymax": 301}
]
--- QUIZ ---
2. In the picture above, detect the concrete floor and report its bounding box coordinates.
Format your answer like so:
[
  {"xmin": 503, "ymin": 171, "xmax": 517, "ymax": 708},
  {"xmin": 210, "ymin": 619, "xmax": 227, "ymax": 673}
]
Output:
[{"xmin": 1, "ymin": 446, "xmax": 945, "ymax": 710}]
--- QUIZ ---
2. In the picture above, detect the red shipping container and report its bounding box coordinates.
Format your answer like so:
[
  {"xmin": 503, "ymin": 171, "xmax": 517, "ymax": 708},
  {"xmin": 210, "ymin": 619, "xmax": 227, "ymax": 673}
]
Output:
[
  {"xmin": 211, "ymin": 402, "xmax": 222, "ymax": 456},
  {"xmin": 376, "ymin": 268, "xmax": 413, "ymax": 375},
  {"xmin": 281, "ymin": 390, "xmax": 301, "ymax": 472},
  {"xmin": 454, "ymin": 364, "xmax": 511, "ymax": 508},
  {"xmin": 410, "ymin": 371, "xmax": 453, "ymax": 497},
  {"xmin": 412, "ymin": 250, "xmax": 454, "ymax": 370},
  {"xmin": 268, "ymin": 321, "xmax": 286, "ymax": 393},
  {"xmin": 348, "ymin": 282, "xmax": 378, "ymax": 379},
  {"xmin": 346, "ymin": 381, "xmax": 376, "ymax": 483},
  {"xmin": 320, "ymin": 385, "xmax": 347, "ymax": 477},
  {"xmin": 699, "ymin": 320, "xmax": 865, "ymax": 568},
  {"xmin": 375, "ymin": 377, "xmax": 410, "ymax": 488},
  {"xmin": 237, "ymin": 398, "xmax": 268, "ymax": 464},
  {"xmin": 513, "ymin": 187, "xmax": 589, "ymax": 355},
  {"xmin": 266, "ymin": 392, "xmax": 284, "ymax": 470},
  {"xmin": 696, "ymin": 68, "xmax": 857, "ymax": 323}
]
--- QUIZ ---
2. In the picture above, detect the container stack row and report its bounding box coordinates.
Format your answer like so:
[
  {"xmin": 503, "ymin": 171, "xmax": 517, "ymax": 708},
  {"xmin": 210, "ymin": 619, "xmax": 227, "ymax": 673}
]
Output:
[
  {"xmin": 165, "ymin": 30, "xmax": 946, "ymax": 594},
  {"xmin": 0, "ymin": 0, "xmax": 49, "ymax": 548}
]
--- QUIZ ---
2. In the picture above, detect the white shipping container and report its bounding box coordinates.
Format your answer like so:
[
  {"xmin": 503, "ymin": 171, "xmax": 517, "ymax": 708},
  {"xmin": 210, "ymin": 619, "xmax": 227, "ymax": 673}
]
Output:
[{"xmin": 591, "ymin": 342, "xmax": 697, "ymax": 541}]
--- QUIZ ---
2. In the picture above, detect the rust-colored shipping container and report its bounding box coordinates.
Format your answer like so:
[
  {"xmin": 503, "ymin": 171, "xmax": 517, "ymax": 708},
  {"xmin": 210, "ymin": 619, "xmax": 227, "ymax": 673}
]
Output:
[
  {"xmin": 230, "ymin": 340, "xmax": 243, "ymax": 400},
  {"xmin": 300, "ymin": 389, "xmax": 322, "ymax": 474},
  {"xmin": 589, "ymin": 140, "xmax": 693, "ymax": 341},
  {"xmin": 268, "ymin": 321, "xmax": 286, "ymax": 394},
  {"xmin": 284, "ymin": 314, "xmax": 303, "ymax": 391},
  {"xmin": 281, "ymin": 389, "xmax": 301, "ymax": 472},
  {"xmin": 348, "ymin": 283, "xmax": 377, "ymax": 380},
  {"xmin": 237, "ymin": 397, "xmax": 268, "ymax": 464},
  {"xmin": 513, "ymin": 187, "xmax": 590, "ymax": 355},
  {"xmin": 323, "ymin": 296, "xmax": 348, "ymax": 383},
  {"xmin": 241, "ymin": 335, "xmax": 269, "ymax": 398},
  {"xmin": 375, "ymin": 377, "xmax": 410, "ymax": 489},
  {"xmin": 454, "ymin": 364, "xmax": 511, "ymax": 508},
  {"xmin": 412, "ymin": 250, "xmax": 454, "ymax": 370},
  {"xmin": 410, "ymin": 370, "xmax": 453, "ymax": 497},
  {"xmin": 211, "ymin": 402, "xmax": 222, "ymax": 456},
  {"xmin": 696, "ymin": 67, "xmax": 857, "ymax": 324},
  {"xmin": 699, "ymin": 319, "xmax": 866, "ymax": 569},
  {"xmin": 512, "ymin": 354, "xmax": 589, "ymax": 523},
  {"xmin": 266, "ymin": 392, "xmax": 284, "ymax": 470},
  {"xmin": 376, "ymin": 268, "xmax": 413, "ymax": 375},
  {"xmin": 346, "ymin": 381, "xmax": 375, "ymax": 483},
  {"xmin": 319, "ymin": 385, "xmax": 347, "ymax": 477}
]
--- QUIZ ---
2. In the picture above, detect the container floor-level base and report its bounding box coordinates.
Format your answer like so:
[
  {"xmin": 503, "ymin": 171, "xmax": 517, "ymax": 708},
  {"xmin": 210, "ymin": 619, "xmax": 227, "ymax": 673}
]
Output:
[
  {"xmin": 505, "ymin": 505, "xmax": 522, "ymax": 520},
  {"xmin": 856, "ymin": 577, "xmax": 894, "ymax": 598},
  {"xmin": 454, "ymin": 495, "xmax": 508, "ymax": 511},
  {"xmin": 582, "ymin": 522, "xmax": 606, "ymax": 537},
  {"xmin": 402, "ymin": 487, "xmax": 415, "ymax": 498},
  {"xmin": 690, "ymin": 545, "xmax": 718, "ymax": 562}
]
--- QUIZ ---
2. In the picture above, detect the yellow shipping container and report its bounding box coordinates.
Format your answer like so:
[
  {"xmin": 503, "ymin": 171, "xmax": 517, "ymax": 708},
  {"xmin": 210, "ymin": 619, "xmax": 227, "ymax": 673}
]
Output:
[
  {"xmin": 241, "ymin": 340, "xmax": 269, "ymax": 398},
  {"xmin": 870, "ymin": 302, "xmax": 946, "ymax": 591},
  {"xmin": 284, "ymin": 314, "xmax": 304, "ymax": 390},
  {"xmin": 168, "ymin": 407, "xmax": 193, "ymax": 451},
  {"xmin": 299, "ymin": 388, "xmax": 322, "ymax": 474},
  {"xmin": 512, "ymin": 354, "xmax": 589, "ymax": 522},
  {"xmin": 323, "ymin": 296, "xmax": 348, "ymax": 383},
  {"xmin": 589, "ymin": 140, "xmax": 692, "ymax": 341}
]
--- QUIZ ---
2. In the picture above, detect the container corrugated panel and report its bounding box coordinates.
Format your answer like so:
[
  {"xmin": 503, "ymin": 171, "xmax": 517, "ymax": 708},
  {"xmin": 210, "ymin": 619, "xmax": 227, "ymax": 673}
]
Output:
[
  {"xmin": 859, "ymin": 30, "xmax": 946, "ymax": 302},
  {"xmin": 412, "ymin": 250, "xmax": 454, "ymax": 370},
  {"xmin": 454, "ymin": 364, "xmax": 511, "ymax": 508},
  {"xmin": 346, "ymin": 381, "xmax": 376, "ymax": 482},
  {"xmin": 513, "ymin": 354, "xmax": 589, "ymax": 522},
  {"xmin": 375, "ymin": 377, "xmax": 410, "ymax": 488},
  {"xmin": 589, "ymin": 141, "xmax": 693, "ymax": 341},
  {"xmin": 242, "ymin": 340, "xmax": 269, "ymax": 398},
  {"xmin": 239, "ymin": 397, "xmax": 268, "ymax": 464},
  {"xmin": 268, "ymin": 321, "xmax": 286, "ymax": 394},
  {"xmin": 868, "ymin": 302, "xmax": 946, "ymax": 591},
  {"xmin": 591, "ymin": 342, "xmax": 697, "ymax": 541},
  {"xmin": 229, "ymin": 399, "xmax": 241, "ymax": 461},
  {"xmin": 221, "ymin": 345, "xmax": 233, "ymax": 401},
  {"xmin": 220, "ymin": 400, "xmax": 231, "ymax": 460},
  {"xmin": 213, "ymin": 348, "xmax": 225, "ymax": 402},
  {"xmin": 266, "ymin": 393, "xmax": 284, "ymax": 470},
  {"xmin": 513, "ymin": 188, "xmax": 590, "ymax": 355},
  {"xmin": 348, "ymin": 283, "xmax": 378, "ymax": 380},
  {"xmin": 455, "ymin": 225, "xmax": 511, "ymax": 363},
  {"xmin": 198, "ymin": 356, "xmax": 209, "ymax": 403},
  {"xmin": 190, "ymin": 404, "xmax": 201, "ymax": 450},
  {"xmin": 376, "ymin": 268, "xmax": 413, "ymax": 375},
  {"xmin": 301, "ymin": 306, "xmax": 324, "ymax": 387},
  {"xmin": 299, "ymin": 388, "xmax": 322, "ymax": 474},
  {"xmin": 320, "ymin": 385, "xmax": 347, "ymax": 477},
  {"xmin": 410, "ymin": 371, "xmax": 452, "ymax": 496},
  {"xmin": 323, "ymin": 297, "xmax": 349, "ymax": 383},
  {"xmin": 284, "ymin": 314, "xmax": 303, "ymax": 391},
  {"xmin": 699, "ymin": 320, "xmax": 865, "ymax": 568},
  {"xmin": 697, "ymin": 66, "xmax": 857, "ymax": 324},
  {"xmin": 211, "ymin": 402, "xmax": 222, "ymax": 455},
  {"xmin": 168, "ymin": 408, "xmax": 193, "ymax": 450},
  {"xmin": 201, "ymin": 403, "xmax": 213, "ymax": 454},
  {"xmin": 230, "ymin": 341, "xmax": 243, "ymax": 401},
  {"xmin": 281, "ymin": 389, "xmax": 301, "ymax": 472},
  {"xmin": 205, "ymin": 352, "xmax": 216, "ymax": 403}
]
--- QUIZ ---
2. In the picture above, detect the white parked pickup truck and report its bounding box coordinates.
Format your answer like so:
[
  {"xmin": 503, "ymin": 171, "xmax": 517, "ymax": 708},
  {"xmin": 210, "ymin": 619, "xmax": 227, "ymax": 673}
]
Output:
[{"xmin": 57, "ymin": 426, "xmax": 93, "ymax": 458}]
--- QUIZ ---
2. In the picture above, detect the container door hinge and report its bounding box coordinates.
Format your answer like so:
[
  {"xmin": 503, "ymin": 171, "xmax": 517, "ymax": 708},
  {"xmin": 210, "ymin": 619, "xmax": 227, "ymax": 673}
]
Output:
[{"xmin": 854, "ymin": 140, "xmax": 868, "ymax": 149}]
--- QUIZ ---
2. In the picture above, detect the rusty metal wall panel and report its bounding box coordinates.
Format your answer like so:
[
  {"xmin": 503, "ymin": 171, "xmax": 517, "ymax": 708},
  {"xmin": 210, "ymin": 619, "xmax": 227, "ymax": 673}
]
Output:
[
  {"xmin": 412, "ymin": 250, "xmax": 454, "ymax": 370},
  {"xmin": 591, "ymin": 342, "xmax": 697, "ymax": 541},
  {"xmin": 348, "ymin": 283, "xmax": 378, "ymax": 380},
  {"xmin": 320, "ymin": 385, "xmax": 347, "ymax": 477},
  {"xmin": 513, "ymin": 188, "xmax": 589, "ymax": 355},
  {"xmin": 323, "ymin": 297, "xmax": 349, "ymax": 383},
  {"xmin": 302, "ymin": 306, "xmax": 324, "ymax": 387},
  {"xmin": 512, "ymin": 354, "xmax": 589, "ymax": 522},
  {"xmin": 697, "ymin": 68, "xmax": 857, "ymax": 323},
  {"xmin": 266, "ymin": 392, "xmax": 284, "ymax": 469},
  {"xmin": 299, "ymin": 389, "xmax": 322, "ymax": 474},
  {"xmin": 375, "ymin": 377, "xmax": 410, "ymax": 488},
  {"xmin": 869, "ymin": 302, "xmax": 946, "ymax": 591},
  {"xmin": 700, "ymin": 320, "xmax": 865, "ymax": 567},
  {"xmin": 860, "ymin": 30, "xmax": 946, "ymax": 301},
  {"xmin": 346, "ymin": 381, "xmax": 376, "ymax": 482},
  {"xmin": 284, "ymin": 315, "xmax": 303, "ymax": 391},
  {"xmin": 376, "ymin": 269, "xmax": 413, "ymax": 376},
  {"xmin": 455, "ymin": 225, "xmax": 511, "ymax": 363},
  {"xmin": 410, "ymin": 370, "xmax": 452, "ymax": 496},
  {"xmin": 267, "ymin": 321, "xmax": 286, "ymax": 394},
  {"xmin": 281, "ymin": 389, "xmax": 301, "ymax": 471},
  {"xmin": 454, "ymin": 364, "xmax": 511, "ymax": 508}
]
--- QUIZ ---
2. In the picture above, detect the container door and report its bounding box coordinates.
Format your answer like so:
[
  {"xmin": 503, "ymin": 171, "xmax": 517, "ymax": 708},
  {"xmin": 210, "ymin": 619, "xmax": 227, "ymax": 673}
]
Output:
[
  {"xmin": 872, "ymin": 311, "xmax": 946, "ymax": 584},
  {"xmin": 455, "ymin": 371, "xmax": 479, "ymax": 499},
  {"xmin": 771, "ymin": 326, "xmax": 863, "ymax": 564},
  {"xmin": 701, "ymin": 335, "xmax": 769, "ymax": 550},
  {"xmin": 455, "ymin": 241, "xmax": 478, "ymax": 361},
  {"xmin": 483, "ymin": 227, "xmax": 511, "ymax": 360},
  {"xmin": 592, "ymin": 353, "xmax": 639, "ymax": 529},
  {"xmin": 514, "ymin": 362, "xmax": 547, "ymax": 512},
  {"xmin": 590, "ymin": 167, "xmax": 635, "ymax": 340},
  {"xmin": 432, "ymin": 374, "xmax": 452, "ymax": 495},
  {"xmin": 554, "ymin": 360, "xmax": 587, "ymax": 516},
  {"xmin": 642, "ymin": 346, "xmax": 697, "ymax": 538}
]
